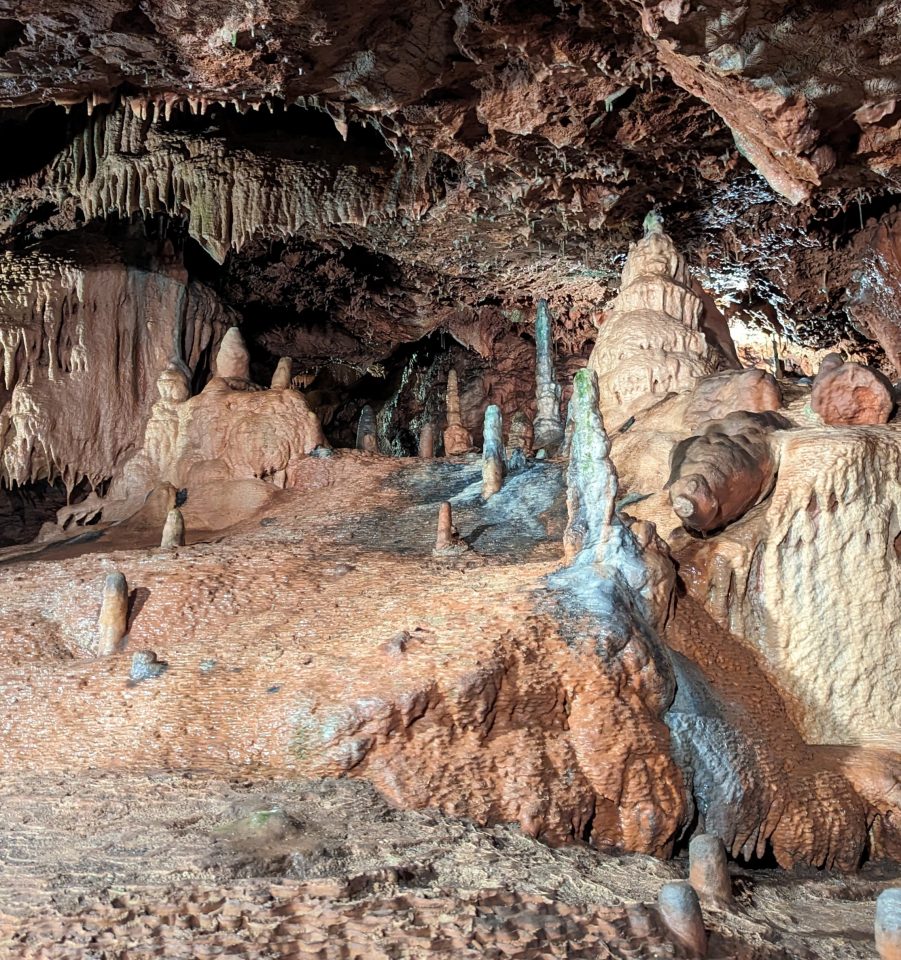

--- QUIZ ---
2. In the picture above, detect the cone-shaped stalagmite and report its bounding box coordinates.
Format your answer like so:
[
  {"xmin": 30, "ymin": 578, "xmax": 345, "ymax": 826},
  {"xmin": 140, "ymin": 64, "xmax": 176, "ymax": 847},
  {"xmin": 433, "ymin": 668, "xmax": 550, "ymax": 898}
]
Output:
[
  {"xmin": 215, "ymin": 326, "xmax": 251, "ymax": 380},
  {"xmin": 97, "ymin": 572, "xmax": 128, "ymax": 656},
  {"xmin": 657, "ymin": 882, "xmax": 707, "ymax": 956},
  {"xmin": 270, "ymin": 356, "xmax": 293, "ymax": 389},
  {"xmin": 688, "ymin": 834, "xmax": 733, "ymax": 905},
  {"xmin": 357, "ymin": 405, "xmax": 378, "ymax": 453},
  {"xmin": 481, "ymin": 404, "xmax": 505, "ymax": 499},
  {"xmin": 443, "ymin": 369, "xmax": 473, "ymax": 455},
  {"xmin": 433, "ymin": 501, "xmax": 468, "ymax": 556},
  {"xmin": 533, "ymin": 299, "xmax": 564, "ymax": 454},
  {"xmin": 160, "ymin": 507, "xmax": 186, "ymax": 548}
]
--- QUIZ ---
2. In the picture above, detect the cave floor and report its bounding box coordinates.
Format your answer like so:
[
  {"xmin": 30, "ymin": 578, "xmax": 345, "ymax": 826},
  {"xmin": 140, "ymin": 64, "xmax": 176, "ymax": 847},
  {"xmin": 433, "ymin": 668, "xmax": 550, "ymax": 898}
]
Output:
[
  {"xmin": 0, "ymin": 771, "xmax": 895, "ymax": 960},
  {"xmin": 0, "ymin": 453, "xmax": 896, "ymax": 958}
]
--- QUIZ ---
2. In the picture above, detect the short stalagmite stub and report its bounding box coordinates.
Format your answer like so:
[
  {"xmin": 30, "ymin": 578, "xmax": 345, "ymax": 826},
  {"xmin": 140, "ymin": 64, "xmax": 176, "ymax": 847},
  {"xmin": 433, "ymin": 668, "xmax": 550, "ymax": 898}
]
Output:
[
  {"xmin": 160, "ymin": 507, "xmax": 186, "ymax": 548},
  {"xmin": 96, "ymin": 572, "xmax": 128, "ymax": 656},
  {"xmin": 356, "ymin": 404, "xmax": 379, "ymax": 454},
  {"xmin": 657, "ymin": 881, "xmax": 707, "ymax": 957},
  {"xmin": 877, "ymin": 888, "xmax": 901, "ymax": 960},
  {"xmin": 688, "ymin": 833, "xmax": 733, "ymax": 906},
  {"xmin": 433, "ymin": 501, "xmax": 469, "ymax": 557}
]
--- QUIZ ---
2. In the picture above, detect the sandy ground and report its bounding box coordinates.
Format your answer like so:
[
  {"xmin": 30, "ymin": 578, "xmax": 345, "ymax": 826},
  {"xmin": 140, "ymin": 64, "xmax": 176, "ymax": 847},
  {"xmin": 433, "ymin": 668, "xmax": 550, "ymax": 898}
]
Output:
[{"xmin": 0, "ymin": 772, "xmax": 897, "ymax": 959}]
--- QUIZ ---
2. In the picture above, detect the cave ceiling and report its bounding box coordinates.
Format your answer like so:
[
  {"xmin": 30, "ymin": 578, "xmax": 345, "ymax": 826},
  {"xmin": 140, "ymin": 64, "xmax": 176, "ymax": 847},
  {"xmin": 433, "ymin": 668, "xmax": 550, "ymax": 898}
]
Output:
[{"xmin": 0, "ymin": 0, "xmax": 899, "ymax": 371}]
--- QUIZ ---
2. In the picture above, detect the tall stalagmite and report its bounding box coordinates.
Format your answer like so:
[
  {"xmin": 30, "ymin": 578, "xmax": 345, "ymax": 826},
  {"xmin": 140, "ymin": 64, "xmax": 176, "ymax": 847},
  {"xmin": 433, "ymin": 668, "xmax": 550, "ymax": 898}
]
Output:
[{"xmin": 533, "ymin": 300, "xmax": 564, "ymax": 454}]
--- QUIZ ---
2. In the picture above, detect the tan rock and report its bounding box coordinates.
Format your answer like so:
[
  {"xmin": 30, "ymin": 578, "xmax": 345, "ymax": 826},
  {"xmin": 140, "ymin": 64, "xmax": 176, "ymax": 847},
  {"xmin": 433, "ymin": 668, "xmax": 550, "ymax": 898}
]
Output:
[
  {"xmin": 443, "ymin": 369, "xmax": 473, "ymax": 455},
  {"xmin": 214, "ymin": 326, "xmax": 251, "ymax": 381},
  {"xmin": 588, "ymin": 216, "xmax": 736, "ymax": 428}
]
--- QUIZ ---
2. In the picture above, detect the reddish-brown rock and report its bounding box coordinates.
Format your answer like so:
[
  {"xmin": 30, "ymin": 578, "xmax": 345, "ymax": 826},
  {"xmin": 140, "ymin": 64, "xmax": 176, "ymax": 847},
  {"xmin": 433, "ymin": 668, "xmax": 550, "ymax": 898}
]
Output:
[{"xmin": 811, "ymin": 362, "xmax": 895, "ymax": 426}]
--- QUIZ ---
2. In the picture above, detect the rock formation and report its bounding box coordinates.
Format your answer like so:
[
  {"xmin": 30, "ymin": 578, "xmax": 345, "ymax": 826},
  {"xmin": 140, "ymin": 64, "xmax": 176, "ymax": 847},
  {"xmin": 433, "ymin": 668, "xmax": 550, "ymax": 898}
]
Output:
[
  {"xmin": 481, "ymin": 405, "xmax": 505, "ymax": 499},
  {"xmin": 811, "ymin": 361, "xmax": 895, "ymax": 425},
  {"xmin": 657, "ymin": 882, "xmax": 706, "ymax": 957},
  {"xmin": 0, "ymin": 237, "xmax": 230, "ymax": 492},
  {"xmin": 532, "ymin": 300, "xmax": 564, "ymax": 454},
  {"xmin": 214, "ymin": 327, "xmax": 251, "ymax": 381},
  {"xmin": 160, "ymin": 507, "xmax": 186, "ymax": 548},
  {"xmin": 877, "ymin": 888, "xmax": 901, "ymax": 960},
  {"xmin": 270, "ymin": 357, "xmax": 294, "ymax": 390},
  {"xmin": 587, "ymin": 214, "xmax": 737, "ymax": 428},
  {"xmin": 507, "ymin": 411, "xmax": 534, "ymax": 459},
  {"xmin": 667, "ymin": 412, "xmax": 790, "ymax": 533},
  {"xmin": 356, "ymin": 406, "xmax": 378, "ymax": 454},
  {"xmin": 96, "ymin": 572, "xmax": 128, "ymax": 656},
  {"xmin": 688, "ymin": 834, "xmax": 732, "ymax": 906},
  {"xmin": 443, "ymin": 370, "xmax": 473, "ymax": 455},
  {"xmin": 432, "ymin": 501, "xmax": 467, "ymax": 557},
  {"xmin": 418, "ymin": 422, "xmax": 435, "ymax": 459},
  {"xmin": 677, "ymin": 425, "xmax": 901, "ymax": 745}
]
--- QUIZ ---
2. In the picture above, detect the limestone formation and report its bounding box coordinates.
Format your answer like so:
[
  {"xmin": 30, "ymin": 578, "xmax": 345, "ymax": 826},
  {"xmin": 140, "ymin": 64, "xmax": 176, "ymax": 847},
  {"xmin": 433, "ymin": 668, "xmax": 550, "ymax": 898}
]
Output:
[
  {"xmin": 158, "ymin": 364, "xmax": 191, "ymax": 403},
  {"xmin": 688, "ymin": 834, "xmax": 732, "ymax": 905},
  {"xmin": 481, "ymin": 404, "xmax": 505, "ymax": 499},
  {"xmin": 443, "ymin": 369, "xmax": 473, "ymax": 455},
  {"xmin": 270, "ymin": 357, "xmax": 293, "ymax": 390},
  {"xmin": 533, "ymin": 300, "xmax": 564, "ymax": 454},
  {"xmin": 877, "ymin": 888, "xmax": 901, "ymax": 960},
  {"xmin": 677, "ymin": 426, "xmax": 901, "ymax": 745},
  {"xmin": 506, "ymin": 411, "xmax": 534, "ymax": 458},
  {"xmin": 418, "ymin": 422, "xmax": 435, "ymax": 459},
  {"xmin": 667, "ymin": 411, "xmax": 790, "ymax": 533},
  {"xmin": 657, "ymin": 882, "xmax": 707, "ymax": 956},
  {"xmin": 562, "ymin": 368, "xmax": 673, "ymax": 630},
  {"xmin": 97, "ymin": 572, "xmax": 128, "ymax": 656},
  {"xmin": 160, "ymin": 507, "xmax": 186, "ymax": 548},
  {"xmin": 214, "ymin": 326, "xmax": 251, "ymax": 381},
  {"xmin": 682, "ymin": 368, "xmax": 783, "ymax": 430},
  {"xmin": 111, "ymin": 374, "xmax": 326, "ymax": 503},
  {"xmin": 0, "ymin": 238, "xmax": 229, "ymax": 491},
  {"xmin": 588, "ymin": 214, "xmax": 736, "ymax": 427},
  {"xmin": 811, "ymin": 361, "xmax": 895, "ymax": 425},
  {"xmin": 433, "ymin": 501, "xmax": 468, "ymax": 557},
  {"xmin": 356, "ymin": 405, "xmax": 379, "ymax": 454}
]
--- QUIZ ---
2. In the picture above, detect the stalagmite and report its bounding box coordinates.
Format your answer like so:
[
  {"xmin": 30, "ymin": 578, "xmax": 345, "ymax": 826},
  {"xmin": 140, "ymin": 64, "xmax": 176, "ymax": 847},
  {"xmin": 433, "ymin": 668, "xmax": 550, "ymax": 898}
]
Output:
[
  {"xmin": 356, "ymin": 405, "xmax": 379, "ymax": 453},
  {"xmin": 562, "ymin": 368, "xmax": 673, "ymax": 629},
  {"xmin": 562, "ymin": 369, "xmax": 620, "ymax": 562},
  {"xmin": 688, "ymin": 834, "xmax": 733, "ymax": 905},
  {"xmin": 433, "ymin": 501, "xmax": 468, "ymax": 556},
  {"xmin": 587, "ymin": 213, "xmax": 735, "ymax": 426},
  {"xmin": 877, "ymin": 889, "xmax": 901, "ymax": 960},
  {"xmin": 506, "ymin": 411, "xmax": 534, "ymax": 458},
  {"xmin": 97, "ymin": 572, "xmax": 128, "ymax": 656},
  {"xmin": 443, "ymin": 369, "xmax": 473, "ymax": 455},
  {"xmin": 270, "ymin": 357, "xmax": 293, "ymax": 389},
  {"xmin": 533, "ymin": 300, "xmax": 564, "ymax": 454},
  {"xmin": 418, "ymin": 422, "xmax": 435, "ymax": 458},
  {"xmin": 215, "ymin": 326, "xmax": 251, "ymax": 381},
  {"xmin": 657, "ymin": 882, "xmax": 707, "ymax": 956},
  {"xmin": 160, "ymin": 507, "xmax": 186, "ymax": 548},
  {"xmin": 481, "ymin": 404, "xmax": 505, "ymax": 499}
]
